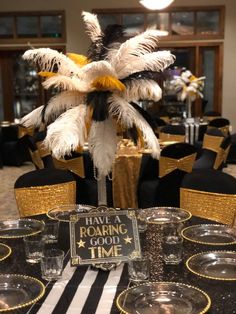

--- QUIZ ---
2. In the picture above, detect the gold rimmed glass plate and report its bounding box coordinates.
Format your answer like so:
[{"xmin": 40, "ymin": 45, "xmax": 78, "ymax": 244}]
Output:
[
  {"xmin": 186, "ymin": 251, "xmax": 236, "ymax": 281},
  {"xmin": 0, "ymin": 274, "xmax": 45, "ymax": 312},
  {"xmin": 0, "ymin": 219, "xmax": 45, "ymax": 239},
  {"xmin": 47, "ymin": 204, "xmax": 96, "ymax": 222},
  {"xmin": 116, "ymin": 281, "xmax": 211, "ymax": 314},
  {"xmin": 144, "ymin": 207, "xmax": 192, "ymax": 224},
  {"xmin": 182, "ymin": 224, "xmax": 236, "ymax": 245},
  {"xmin": 0, "ymin": 244, "xmax": 11, "ymax": 262}
]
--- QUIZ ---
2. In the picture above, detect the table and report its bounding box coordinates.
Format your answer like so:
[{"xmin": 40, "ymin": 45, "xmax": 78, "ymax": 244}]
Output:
[{"xmin": 0, "ymin": 214, "xmax": 235, "ymax": 314}]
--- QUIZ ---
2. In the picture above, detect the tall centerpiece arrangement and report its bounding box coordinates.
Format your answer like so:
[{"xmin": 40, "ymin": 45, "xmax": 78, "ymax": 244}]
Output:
[
  {"xmin": 21, "ymin": 11, "xmax": 175, "ymax": 205},
  {"xmin": 170, "ymin": 69, "xmax": 205, "ymax": 119}
]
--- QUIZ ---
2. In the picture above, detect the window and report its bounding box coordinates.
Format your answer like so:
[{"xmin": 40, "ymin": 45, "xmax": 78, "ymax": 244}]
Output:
[
  {"xmin": 0, "ymin": 11, "xmax": 65, "ymax": 43},
  {"xmin": 94, "ymin": 6, "xmax": 224, "ymax": 40}
]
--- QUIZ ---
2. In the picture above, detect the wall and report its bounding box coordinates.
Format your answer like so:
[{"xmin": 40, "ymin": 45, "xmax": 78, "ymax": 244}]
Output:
[{"xmin": 1, "ymin": 0, "xmax": 235, "ymax": 130}]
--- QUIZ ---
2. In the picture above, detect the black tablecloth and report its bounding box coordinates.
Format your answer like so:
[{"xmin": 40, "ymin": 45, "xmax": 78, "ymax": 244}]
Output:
[{"xmin": 0, "ymin": 215, "xmax": 235, "ymax": 313}]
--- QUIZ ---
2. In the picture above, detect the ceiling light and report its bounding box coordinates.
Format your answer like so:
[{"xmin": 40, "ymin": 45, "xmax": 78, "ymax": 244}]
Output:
[{"xmin": 139, "ymin": 0, "xmax": 174, "ymax": 10}]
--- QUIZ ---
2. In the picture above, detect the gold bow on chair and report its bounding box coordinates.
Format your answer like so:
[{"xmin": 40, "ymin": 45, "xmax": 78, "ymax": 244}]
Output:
[
  {"xmin": 53, "ymin": 156, "xmax": 85, "ymax": 178},
  {"xmin": 36, "ymin": 141, "xmax": 51, "ymax": 158},
  {"xmin": 214, "ymin": 145, "xmax": 231, "ymax": 169},
  {"xmin": 202, "ymin": 134, "xmax": 224, "ymax": 153},
  {"xmin": 159, "ymin": 153, "xmax": 197, "ymax": 178},
  {"xmin": 18, "ymin": 126, "xmax": 34, "ymax": 138},
  {"xmin": 207, "ymin": 125, "xmax": 229, "ymax": 137},
  {"xmin": 29, "ymin": 149, "xmax": 44, "ymax": 169}
]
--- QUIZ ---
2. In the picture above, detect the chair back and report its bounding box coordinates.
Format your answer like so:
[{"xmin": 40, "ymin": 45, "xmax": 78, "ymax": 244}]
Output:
[
  {"xmin": 156, "ymin": 143, "xmax": 197, "ymax": 207},
  {"xmin": 14, "ymin": 168, "xmax": 76, "ymax": 217},
  {"xmin": 159, "ymin": 125, "xmax": 186, "ymax": 142},
  {"xmin": 201, "ymin": 129, "xmax": 231, "ymax": 169},
  {"xmin": 159, "ymin": 143, "xmax": 197, "ymax": 178},
  {"xmin": 208, "ymin": 118, "xmax": 230, "ymax": 136},
  {"xmin": 203, "ymin": 111, "xmax": 221, "ymax": 122},
  {"xmin": 180, "ymin": 169, "xmax": 236, "ymax": 225}
]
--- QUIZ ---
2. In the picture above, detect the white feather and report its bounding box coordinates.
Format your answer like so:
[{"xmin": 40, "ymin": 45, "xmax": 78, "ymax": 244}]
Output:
[
  {"xmin": 23, "ymin": 48, "xmax": 81, "ymax": 76},
  {"xmin": 43, "ymin": 75, "xmax": 93, "ymax": 93},
  {"xmin": 82, "ymin": 11, "xmax": 103, "ymax": 42},
  {"xmin": 107, "ymin": 30, "xmax": 160, "ymax": 77},
  {"xmin": 44, "ymin": 105, "xmax": 87, "ymax": 159},
  {"xmin": 43, "ymin": 60, "xmax": 117, "ymax": 92},
  {"xmin": 117, "ymin": 79, "xmax": 162, "ymax": 102},
  {"xmin": 88, "ymin": 118, "xmax": 118, "ymax": 176},
  {"xmin": 44, "ymin": 91, "xmax": 85, "ymax": 123},
  {"xmin": 20, "ymin": 106, "xmax": 43, "ymax": 128},
  {"xmin": 108, "ymin": 95, "xmax": 160, "ymax": 159},
  {"xmin": 111, "ymin": 50, "xmax": 175, "ymax": 79},
  {"xmin": 79, "ymin": 60, "xmax": 117, "ymax": 81}
]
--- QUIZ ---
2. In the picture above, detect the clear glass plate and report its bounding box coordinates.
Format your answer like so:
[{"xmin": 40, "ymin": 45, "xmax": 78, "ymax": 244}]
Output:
[
  {"xmin": 0, "ymin": 274, "xmax": 45, "ymax": 312},
  {"xmin": 0, "ymin": 244, "xmax": 11, "ymax": 262},
  {"xmin": 116, "ymin": 281, "xmax": 211, "ymax": 314},
  {"xmin": 47, "ymin": 204, "xmax": 96, "ymax": 222},
  {"xmin": 186, "ymin": 251, "xmax": 236, "ymax": 280},
  {"xmin": 144, "ymin": 207, "xmax": 192, "ymax": 224},
  {"xmin": 0, "ymin": 219, "xmax": 45, "ymax": 238},
  {"xmin": 182, "ymin": 224, "xmax": 236, "ymax": 245}
]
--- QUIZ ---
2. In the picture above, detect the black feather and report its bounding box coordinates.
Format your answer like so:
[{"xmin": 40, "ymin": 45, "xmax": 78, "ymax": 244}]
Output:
[
  {"xmin": 130, "ymin": 102, "xmax": 157, "ymax": 131},
  {"xmin": 121, "ymin": 70, "xmax": 163, "ymax": 84},
  {"xmin": 87, "ymin": 37, "xmax": 104, "ymax": 61},
  {"xmin": 86, "ymin": 91, "xmax": 111, "ymax": 121},
  {"xmin": 87, "ymin": 24, "xmax": 124, "ymax": 61}
]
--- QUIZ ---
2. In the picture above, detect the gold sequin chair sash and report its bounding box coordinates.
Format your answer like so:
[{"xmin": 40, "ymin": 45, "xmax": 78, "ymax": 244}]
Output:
[
  {"xmin": 159, "ymin": 132, "xmax": 185, "ymax": 143},
  {"xmin": 15, "ymin": 181, "xmax": 76, "ymax": 217},
  {"xmin": 53, "ymin": 156, "xmax": 85, "ymax": 178},
  {"xmin": 180, "ymin": 187, "xmax": 236, "ymax": 225},
  {"xmin": 159, "ymin": 153, "xmax": 197, "ymax": 178}
]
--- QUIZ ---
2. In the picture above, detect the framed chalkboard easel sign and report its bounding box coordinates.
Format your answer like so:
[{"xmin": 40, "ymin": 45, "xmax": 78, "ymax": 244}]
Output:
[{"xmin": 69, "ymin": 207, "xmax": 141, "ymax": 266}]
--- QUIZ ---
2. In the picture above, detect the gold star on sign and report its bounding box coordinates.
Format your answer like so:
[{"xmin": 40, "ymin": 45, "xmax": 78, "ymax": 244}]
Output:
[
  {"xmin": 77, "ymin": 239, "xmax": 86, "ymax": 248},
  {"xmin": 124, "ymin": 236, "xmax": 133, "ymax": 244}
]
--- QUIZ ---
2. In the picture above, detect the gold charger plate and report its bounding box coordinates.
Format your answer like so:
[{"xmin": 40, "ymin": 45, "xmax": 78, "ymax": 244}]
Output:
[
  {"xmin": 116, "ymin": 281, "xmax": 211, "ymax": 314},
  {"xmin": 0, "ymin": 244, "xmax": 11, "ymax": 262},
  {"xmin": 186, "ymin": 251, "xmax": 236, "ymax": 281},
  {"xmin": 0, "ymin": 274, "xmax": 45, "ymax": 312},
  {"xmin": 0, "ymin": 219, "xmax": 45, "ymax": 239},
  {"xmin": 182, "ymin": 224, "xmax": 236, "ymax": 245}
]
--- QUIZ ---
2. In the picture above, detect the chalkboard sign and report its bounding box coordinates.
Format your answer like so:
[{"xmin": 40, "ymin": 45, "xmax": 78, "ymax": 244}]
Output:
[{"xmin": 70, "ymin": 208, "xmax": 141, "ymax": 266}]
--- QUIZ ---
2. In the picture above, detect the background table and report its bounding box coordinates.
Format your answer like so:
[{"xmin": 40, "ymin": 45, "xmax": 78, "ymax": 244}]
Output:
[{"xmin": 0, "ymin": 214, "xmax": 235, "ymax": 313}]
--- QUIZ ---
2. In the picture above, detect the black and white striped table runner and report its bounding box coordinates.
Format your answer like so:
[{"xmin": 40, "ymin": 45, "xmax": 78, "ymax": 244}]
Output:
[{"xmin": 27, "ymin": 250, "xmax": 127, "ymax": 314}]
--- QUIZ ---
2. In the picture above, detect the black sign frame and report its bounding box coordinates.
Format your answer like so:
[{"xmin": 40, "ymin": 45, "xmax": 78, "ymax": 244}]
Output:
[{"xmin": 69, "ymin": 209, "xmax": 141, "ymax": 266}]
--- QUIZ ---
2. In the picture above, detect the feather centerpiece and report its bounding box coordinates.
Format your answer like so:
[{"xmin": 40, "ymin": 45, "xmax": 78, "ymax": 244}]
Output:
[
  {"xmin": 169, "ymin": 68, "xmax": 205, "ymax": 118},
  {"xmin": 21, "ymin": 11, "xmax": 175, "ymax": 176},
  {"xmin": 170, "ymin": 69, "xmax": 206, "ymax": 102}
]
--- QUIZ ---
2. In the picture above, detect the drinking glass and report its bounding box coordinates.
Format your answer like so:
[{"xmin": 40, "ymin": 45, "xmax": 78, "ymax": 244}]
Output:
[
  {"xmin": 162, "ymin": 235, "xmax": 183, "ymax": 265},
  {"xmin": 128, "ymin": 256, "xmax": 150, "ymax": 283},
  {"xmin": 23, "ymin": 234, "xmax": 45, "ymax": 264},
  {"xmin": 137, "ymin": 209, "xmax": 147, "ymax": 233},
  {"xmin": 41, "ymin": 248, "xmax": 64, "ymax": 281},
  {"xmin": 42, "ymin": 220, "xmax": 59, "ymax": 243}
]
